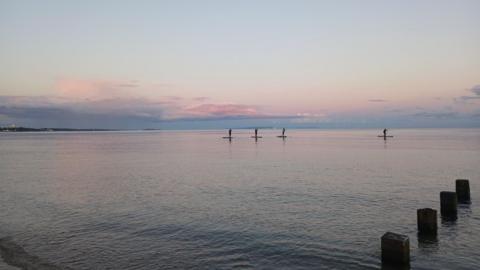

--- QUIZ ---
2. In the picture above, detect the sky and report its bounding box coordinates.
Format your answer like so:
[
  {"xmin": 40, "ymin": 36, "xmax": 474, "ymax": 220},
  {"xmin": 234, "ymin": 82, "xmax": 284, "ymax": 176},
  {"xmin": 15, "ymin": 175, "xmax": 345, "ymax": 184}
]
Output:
[{"xmin": 0, "ymin": 0, "xmax": 479, "ymax": 129}]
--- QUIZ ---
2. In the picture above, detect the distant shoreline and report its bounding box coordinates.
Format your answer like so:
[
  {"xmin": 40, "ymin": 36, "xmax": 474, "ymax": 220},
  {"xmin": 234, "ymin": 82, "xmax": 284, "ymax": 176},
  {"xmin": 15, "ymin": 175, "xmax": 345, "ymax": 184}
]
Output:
[
  {"xmin": 0, "ymin": 127, "xmax": 116, "ymax": 132},
  {"xmin": 1, "ymin": 126, "xmax": 479, "ymax": 133}
]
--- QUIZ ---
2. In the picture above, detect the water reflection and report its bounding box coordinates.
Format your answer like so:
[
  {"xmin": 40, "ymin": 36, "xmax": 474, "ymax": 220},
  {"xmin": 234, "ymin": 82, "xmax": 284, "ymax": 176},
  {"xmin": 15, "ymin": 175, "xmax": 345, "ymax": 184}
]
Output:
[
  {"xmin": 381, "ymin": 263, "xmax": 410, "ymax": 270},
  {"xmin": 458, "ymin": 204, "xmax": 472, "ymax": 218},
  {"xmin": 441, "ymin": 216, "xmax": 458, "ymax": 224},
  {"xmin": 417, "ymin": 233, "xmax": 439, "ymax": 251}
]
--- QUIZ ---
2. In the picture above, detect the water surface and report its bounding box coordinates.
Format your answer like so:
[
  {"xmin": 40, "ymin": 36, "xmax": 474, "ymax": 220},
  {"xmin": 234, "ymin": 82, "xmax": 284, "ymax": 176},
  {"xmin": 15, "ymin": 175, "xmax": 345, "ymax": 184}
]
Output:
[{"xmin": 0, "ymin": 129, "xmax": 479, "ymax": 269}]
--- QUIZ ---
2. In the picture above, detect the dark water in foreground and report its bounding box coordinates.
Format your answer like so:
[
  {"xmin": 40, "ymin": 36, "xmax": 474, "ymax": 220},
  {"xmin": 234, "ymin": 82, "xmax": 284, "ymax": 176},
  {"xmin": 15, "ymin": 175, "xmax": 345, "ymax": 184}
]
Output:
[{"xmin": 0, "ymin": 129, "xmax": 479, "ymax": 269}]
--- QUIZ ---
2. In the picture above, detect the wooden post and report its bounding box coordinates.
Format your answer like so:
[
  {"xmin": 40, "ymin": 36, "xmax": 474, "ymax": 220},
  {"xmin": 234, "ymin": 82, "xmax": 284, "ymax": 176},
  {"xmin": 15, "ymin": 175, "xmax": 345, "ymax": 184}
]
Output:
[
  {"xmin": 381, "ymin": 232, "xmax": 410, "ymax": 265},
  {"xmin": 417, "ymin": 208, "xmax": 437, "ymax": 235},
  {"xmin": 440, "ymin": 191, "xmax": 457, "ymax": 219},
  {"xmin": 456, "ymin": 179, "xmax": 471, "ymax": 204}
]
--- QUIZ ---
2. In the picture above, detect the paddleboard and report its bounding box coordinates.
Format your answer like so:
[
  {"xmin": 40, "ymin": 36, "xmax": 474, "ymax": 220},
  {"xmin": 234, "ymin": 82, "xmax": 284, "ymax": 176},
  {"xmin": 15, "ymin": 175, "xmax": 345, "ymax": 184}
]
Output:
[
  {"xmin": 251, "ymin": 136, "xmax": 263, "ymax": 138},
  {"xmin": 277, "ymin": 135, "xmax": 287, "ymax": 138},
  {"xmin": 222, "ymin": 136, "xmax": 233, "ymax": 139},
  {"xmin": 378, "ymin": 135, "xmax": 394, "ymax": 138}
]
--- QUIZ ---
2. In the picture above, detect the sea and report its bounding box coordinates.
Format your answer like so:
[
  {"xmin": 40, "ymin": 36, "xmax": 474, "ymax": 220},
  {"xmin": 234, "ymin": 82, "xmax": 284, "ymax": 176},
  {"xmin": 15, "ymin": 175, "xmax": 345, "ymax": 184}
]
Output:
[{"xmin": 0, "ymin": 129, "xmax": 479, "ymax": 269}]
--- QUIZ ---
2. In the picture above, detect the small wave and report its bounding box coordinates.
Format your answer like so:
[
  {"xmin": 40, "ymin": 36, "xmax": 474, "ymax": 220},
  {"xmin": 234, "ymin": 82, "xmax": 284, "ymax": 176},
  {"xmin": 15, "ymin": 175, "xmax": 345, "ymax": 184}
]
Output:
[{"xmin": 0, "ymin": 237, "xmax": 74, "ymax": 270}]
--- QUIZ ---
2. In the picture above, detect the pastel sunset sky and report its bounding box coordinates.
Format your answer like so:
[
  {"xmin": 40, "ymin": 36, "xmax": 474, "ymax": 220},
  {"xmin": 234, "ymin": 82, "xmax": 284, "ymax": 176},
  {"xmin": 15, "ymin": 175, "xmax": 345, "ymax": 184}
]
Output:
[{"xmin": 1, "ymin": 0, "xmax": 479, "ymax": 129}]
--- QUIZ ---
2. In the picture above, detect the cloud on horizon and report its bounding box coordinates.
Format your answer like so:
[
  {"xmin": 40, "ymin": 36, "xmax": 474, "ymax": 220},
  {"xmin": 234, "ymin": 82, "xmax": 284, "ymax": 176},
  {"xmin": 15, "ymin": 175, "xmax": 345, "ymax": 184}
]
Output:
[
  {"xmin": 0, "ymin": 94, "xmax": 286, "ymax": 128},
  {"xmin": 185, "ymin": 103, "xmax": 259, "ymax": 117},
  {"xmin": 1, "ymin": 80, "xmax": 479, "ymax": 129},
  {"xmin": 0, "ymin": 78, "xmax": 310, "ymax": 128},
  {"xmin": 412, "ymin": 111, "xmax": 459, "ymax": 119},
  {"xmin": 455, "ymin": 85, "xmax": 480, "ymax": 102},
  {"xmin": 1, "ymin": 94, "xmax": 479, "ymax": 129},
  {"xmin": 55, "ymin": 78, "xmax": 140, "ymax": 100}
]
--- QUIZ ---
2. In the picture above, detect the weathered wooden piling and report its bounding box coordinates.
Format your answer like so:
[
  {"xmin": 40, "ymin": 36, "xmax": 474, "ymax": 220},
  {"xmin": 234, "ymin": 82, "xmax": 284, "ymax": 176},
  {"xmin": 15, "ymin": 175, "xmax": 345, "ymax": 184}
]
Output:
[
  {"xmin": 417, "ymin": 208, "xmax": 437, "ymax": 235},
  {"xmin": 381, "ymin": 232, "xmax": 410, "ymax": 265},
  {"xmin": 456, "ymin": 179, "xmax": 471, "ymax": 204},
  {"xmin": 440, "ymin": 191, "xmax": 457, "ymax": 219}
]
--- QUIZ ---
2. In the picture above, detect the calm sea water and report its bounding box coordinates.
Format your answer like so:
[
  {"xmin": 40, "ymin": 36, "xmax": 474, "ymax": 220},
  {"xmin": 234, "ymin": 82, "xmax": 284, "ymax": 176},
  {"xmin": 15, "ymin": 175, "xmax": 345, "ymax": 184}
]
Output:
[{"xmin": 0, "ymin": 129, "xmax": 479, "ymax": 270}]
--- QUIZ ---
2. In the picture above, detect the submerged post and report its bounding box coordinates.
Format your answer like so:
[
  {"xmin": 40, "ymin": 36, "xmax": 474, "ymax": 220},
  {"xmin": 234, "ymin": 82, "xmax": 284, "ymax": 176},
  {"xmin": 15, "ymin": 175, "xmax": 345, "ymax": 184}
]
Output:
[
  {"xmin": 381, "ymin": 232, "xmax": 410, "ymax": 265},
  {"xmin": 456, "ymin": 179, "xmax": 471, "ymax": 204},
  {"xmin": 417, "ymin": 208, "xmax": 437, "ymax": 235},
  {"xmin": 440, "ymin": 191, "xmax": 457, "ymax": 219}
]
